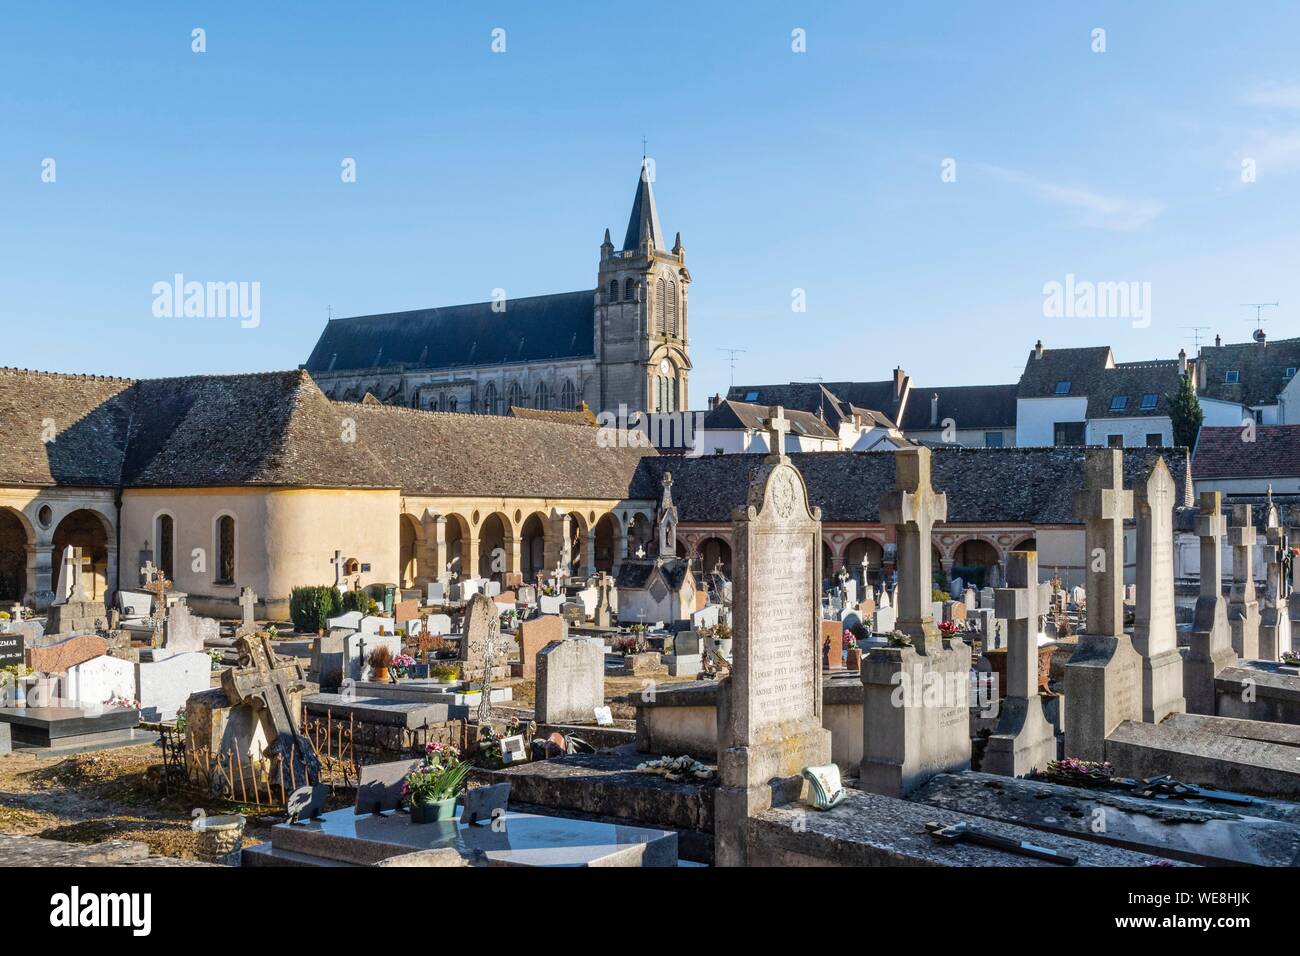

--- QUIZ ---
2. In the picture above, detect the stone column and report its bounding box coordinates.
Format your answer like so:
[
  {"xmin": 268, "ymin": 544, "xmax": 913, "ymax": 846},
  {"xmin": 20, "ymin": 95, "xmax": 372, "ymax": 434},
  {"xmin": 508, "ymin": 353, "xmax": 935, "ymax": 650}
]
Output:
[
  {"xmin": 1063, "ymin": 449, "xmax": 1141, "ymax": 762},
  {"xmin": 422, "ymin": 512, "xmax": 447, "ymax": 582},
  {"xmin": 463, "ymin": 535, "xmax": 480, "ymax": 581},
  {"xmin": 1131, "ymin": 458, "xmax": 1184, "ymax": 724},
  {"xmin": 584, "ymin": 528, "xmax": 597, "ymax": 578},
  {"xmin": 505, "ymin": 534, "xmax": 522, "ymax": 577},
  {"xmin": 1227, "ymin": 505, "xmax": 1261, "ymax": 660},
  {"xmin": 612, "ymin": 522, "xmax": 628, "ymax": 577},
  {"xmin": 984, "ymin": 550, "xmax": 1057, "ymax": 777},
  {"xmin": 861, "ymin": 447, "xmax": 971, "ymax": 797},
  {"xmin": 1185, "ymin": 492, "xmax": 1236, "ymax": 714},
  {"xmin": 939, "ymin": 556, "xmax": 954, "ymax": 592}
]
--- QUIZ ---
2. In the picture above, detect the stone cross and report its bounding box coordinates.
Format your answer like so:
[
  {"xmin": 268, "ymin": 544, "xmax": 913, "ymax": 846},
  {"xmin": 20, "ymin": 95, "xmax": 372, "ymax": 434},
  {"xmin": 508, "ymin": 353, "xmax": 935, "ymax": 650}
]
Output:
[
  {"xmin": 140, "ymin": 560, "xmax": 159, "ymax": 586},
  {"xmin": 1072, "ymin": 448, "xmax": 1133, "ymax": 637},
  {"xmin": 67, "ymin": 546, "xmax": 87, "ymax": 602},
  {"xmin": 996, "ymin": 551, "xmax": 1040, "ymax": 701},
  {"xmin": 985, "ymin": 549, "xmax": 1057, "ymax": 777},
  {"xmin": 1186, "ymin": 491, "xmax": 1236, "ymax": 714},
  {"xmin": 764, "ymin": 405, "xmax": 790, "ymax": 456},
  {"xmin": 1264, "ymin": 508, "xmax": 1285, "ymax": 609},
  {"xmin": 1195, "ymin": 492, "xmax": 1227, "ymax": 600},
  {"xmin": 1228, "ymin": 504, "xmax": 1257, "ymax": 605},
  {"xmin": 635, "ymin": 544, "xmax": 647, "ymax": 559},
  {"xmin": 331, "ymin": 550, "xmax": 345, "ymax": 589},
  {"xmin": 879, "ymin": 447, "xmax": 947, "ymax": 653},
  {"xmin": 1132, "ymin": 458, "xmax": 1184, "ymax": 723},
  {"xmin": 239, "ymin": 586, "xmax": 258, "ymax": 633},
  {"xmin": 221, "ymin": 633, "xmax": 318, "ymax": 784}
]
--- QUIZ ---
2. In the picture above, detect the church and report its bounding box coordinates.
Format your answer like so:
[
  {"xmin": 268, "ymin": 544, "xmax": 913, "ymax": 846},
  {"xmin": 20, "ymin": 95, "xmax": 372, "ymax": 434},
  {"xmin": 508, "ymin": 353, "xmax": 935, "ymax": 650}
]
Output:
[{"xmin": 304, "ymin": 160, "xmax": 693, "ymax": 417}]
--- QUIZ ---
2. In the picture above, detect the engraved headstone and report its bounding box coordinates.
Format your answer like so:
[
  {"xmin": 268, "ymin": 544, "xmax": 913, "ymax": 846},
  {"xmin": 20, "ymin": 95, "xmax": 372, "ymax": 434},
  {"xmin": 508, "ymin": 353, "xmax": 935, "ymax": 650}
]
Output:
[
  {"xmin": 1184, "ymin": 492, "xmax": 1237, "ymax": 714},
  {"xmin": 715, "ymin": 407, "xmax": 831, "ymax": 867},
  {"xmin": 1131, "ymin": 458, "xmax": 1185, "ymax": 723}
]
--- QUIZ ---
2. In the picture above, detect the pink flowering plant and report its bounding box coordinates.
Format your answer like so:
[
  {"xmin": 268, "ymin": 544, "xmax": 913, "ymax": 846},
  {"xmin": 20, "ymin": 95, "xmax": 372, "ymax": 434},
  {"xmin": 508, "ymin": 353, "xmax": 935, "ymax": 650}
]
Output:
[
  {"xmin": 402, "ymin": 741, "xmax": 472, "ymax": 804},
  {"xmin": 391, "ymin": 653, "xmax": 417, "ymax": 678},
  {"xmin": 842, "ymin": 628, "xmax": 857, "ymax": 650}
]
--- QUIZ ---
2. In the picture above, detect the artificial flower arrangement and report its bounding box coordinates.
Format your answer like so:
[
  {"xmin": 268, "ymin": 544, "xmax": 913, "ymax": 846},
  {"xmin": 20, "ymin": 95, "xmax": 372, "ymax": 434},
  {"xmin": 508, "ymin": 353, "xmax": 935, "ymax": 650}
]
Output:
[
  {"xmin": 402, "ymin": 741, "xmax": 472, "ymax": 822},
  {"xmin": 391, "ymin": 653, "xmax": 417, "ymax": 679},
  {"xmin": 106, "ymin": 694, "xmax": 140, "ymax": 710},
  {"xmin": 842, "ymin": 628, "xmax": 857, "ymax": 650},
  {"xmin": 937, "ymin": 620, "xmax": 958, "ymax": 639}
]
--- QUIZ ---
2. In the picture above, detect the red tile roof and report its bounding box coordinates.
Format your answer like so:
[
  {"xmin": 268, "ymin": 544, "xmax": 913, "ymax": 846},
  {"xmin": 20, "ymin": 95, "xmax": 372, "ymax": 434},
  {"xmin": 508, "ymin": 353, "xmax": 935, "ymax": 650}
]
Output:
[{"xmin": 1193, "ymin": 425, "xmax": 1300, "ymax": 480}]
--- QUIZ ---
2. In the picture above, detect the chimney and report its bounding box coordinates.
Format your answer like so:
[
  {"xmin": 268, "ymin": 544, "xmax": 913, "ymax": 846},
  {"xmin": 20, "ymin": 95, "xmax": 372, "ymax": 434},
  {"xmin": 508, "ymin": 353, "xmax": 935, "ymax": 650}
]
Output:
[
  {"xmin": 893, "ymin": 366, "xmax": 906, "ymax": 402},
  {"xmin": 930, "ymin": 392, "xmax": 939, "ymax": 426},
  {"xmin": 1215, "ymin": 334, "xmax": 1221, "ymax": 348},
  {"xmin": 1034, "ymin": 339, "xmax": 1044, "ymax": 360},
  {"xmin": 1178, "ymin": 348, "xmax": 1187, "ymax": 373},
  {"xmin": 708, "ymin": 393, "xmax": 722, "ymax": 410}
]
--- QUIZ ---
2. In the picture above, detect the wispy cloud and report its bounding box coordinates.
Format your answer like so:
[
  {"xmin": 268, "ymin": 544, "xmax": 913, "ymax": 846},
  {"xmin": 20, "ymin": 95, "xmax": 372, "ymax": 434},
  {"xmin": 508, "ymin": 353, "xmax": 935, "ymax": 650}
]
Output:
[
  {"xmin": 973, "ymin": 163, "xmax": 1166, "ymax": 231},
  {"xmin": 1243, "ymin": 81, "xmax": 1300, "ymax": 111}
]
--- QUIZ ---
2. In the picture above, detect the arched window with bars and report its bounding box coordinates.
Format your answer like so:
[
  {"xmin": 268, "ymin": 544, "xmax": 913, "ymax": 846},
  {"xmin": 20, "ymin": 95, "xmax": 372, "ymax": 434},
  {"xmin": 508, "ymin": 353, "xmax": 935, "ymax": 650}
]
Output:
[
  {"xmin": 608, "ymin": 279, "xmax": 618, "ymax": 302},
  {"xmin": 559, "ymin": 379, "xmax": 577, "ymax": 410},
  {"xmin": 483, "ymin": 381, "xmax": 498, "ymax": 415},
  {"xmin": 667, "ymin": 280, "xmax": 678, "ymax": 336},
  {"xmin": 507, "ymin": 381, "xmax": 523, "ymax": 410},
  {"xmin": 655, "ymin": 278, "xmax": 666, "ymax": 334},
  {"xmin": 534, "ymin": 381, "xmax": 550, "ymax": 410},
  {"xmin": 624, "ymin": 278, "xmax": 636, "ymax": 302}
]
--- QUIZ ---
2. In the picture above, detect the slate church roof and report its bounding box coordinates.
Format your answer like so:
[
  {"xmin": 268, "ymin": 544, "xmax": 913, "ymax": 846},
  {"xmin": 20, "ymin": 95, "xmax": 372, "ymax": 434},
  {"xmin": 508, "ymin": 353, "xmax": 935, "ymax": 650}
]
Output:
[
  {"xmin": 629, "ymin": 446, "xmax": 1192, "ymax": 525},
  {"xmin": 303, "ymin": 290, "xmax": 597, "ymax": 375},
  {"xmin": 1193, "ymin": 425, "xmax": 1300, "ymax": 481},
  {"xmin": 623, "ymin": 160, "xmax": 665, "ymax": 251}
]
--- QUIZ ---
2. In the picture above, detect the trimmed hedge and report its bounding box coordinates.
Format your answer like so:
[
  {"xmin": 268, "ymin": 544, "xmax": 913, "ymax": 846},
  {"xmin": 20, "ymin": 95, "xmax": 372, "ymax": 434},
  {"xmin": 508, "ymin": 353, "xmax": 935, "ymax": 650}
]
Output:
[
  {"xmin": 289, "ymin": 585, "xmax": 342, "ymax": 633},
  {"xmin": 341, "ymin": 589, "xmax": 378, "ymax": 616}
]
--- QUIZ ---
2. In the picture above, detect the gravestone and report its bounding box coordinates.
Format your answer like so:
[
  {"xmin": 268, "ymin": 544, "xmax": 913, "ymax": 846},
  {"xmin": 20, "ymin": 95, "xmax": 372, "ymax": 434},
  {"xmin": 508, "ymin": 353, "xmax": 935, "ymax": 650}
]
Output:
[
  {"xmin": 0, "ymin": 630, "xmax": 24, "ymax": 669},
  {"xmin": 821, "ymin": 619, "xmax": 843, "ymax": 670},
  {"xmin": 310, "ymin": 633, "xmax": 345, "ymax": 689},
  {"xmin": 861, "ymin": 446, "xmax": 970, "ymax": 798},
  {"xmin": 872, "ymin": 605, "xmax": 896, "ymax": 635},
  {"xmin": 1184, "ymin": 492, "xmax": 1237, "ymax": 714},
  {"xmin": 236, "ymin": 587, "xmax": 259, "ymax": 638},
  {"xmin": 164, "ymin": 603, "xmax": 219, "ymax": 653},
  {"xmin": 458, "ymin": 594, "xmax": 508, "ymax": 683},
  {"xmin": 1063, "ymin": 449, "xmax": 1142, "ymax": 762},
  {"xmin": 426, "ymin": 581, "xmax": 445, "ymax": 604},
  {"xmin": 518, "ymin": 614, "xmax": 566, "ymax": 680},
  {"xmin": 984, "ymin": 550, "xmax": 1057, "ymax": 777},
  {"xmin": 327, "ymin": 611, "xmax": 363, "ymax": 631},
  {"xmin": 535, "ymin": 639, "xmax": 604, "ymax": 723},
  {"xmin": 221, "ymin": 633, "xmax": 320, "ymax": 787},
  {"xmin": 979, "ymin": 587, "xmax": 995, "ymax": 610},
  {"xmin": 539, "ymin": 595, "xmax": 562, "ymax": 616},
  {"xmin": 715, "ymin": 408, "xmax": 831, "ymax": 867},
  {"xmin": 1227, "ymin": 504, "xmax": 1261, "ymax": 660},
  {"xmin": 1260, "ymin": 502, "xmax": 1291, "ymax": 662},
  {"xmin": 45, "ymin": 546, "xmax": 105, "ymax": 636},
  {"xmin": 26, "ymin": 634, "xmax": 109, "ymax": 675},
  {"xmin": 355, "ymin": 759, "xmax": 423, "ymax": 815},
  {"xmin": 63, "ymin": 654, "xmax": 136, "ymax": 707},
  {"xmin": 1131, "ymin": 458, "xmax": 1185, "ymax": 724},
  {"xmin": 135, "ymin": 651, "xmax": 211, "ymax": 721},
  {"xmin": 343, "ymin": 632, "xmax": 401, "ymax": 682},
  {"xmin": 594, "ymin": 573, "xmax": 614, "ymax": 628}
]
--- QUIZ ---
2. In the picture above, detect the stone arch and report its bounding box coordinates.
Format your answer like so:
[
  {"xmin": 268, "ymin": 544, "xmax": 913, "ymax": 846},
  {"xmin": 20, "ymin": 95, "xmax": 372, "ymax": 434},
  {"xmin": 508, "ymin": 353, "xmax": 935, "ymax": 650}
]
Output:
[
  {"xmin": 593, "ymin": 512, "xmax": 619, "ymax": 573},
  {"xmin": 696, "ymin": 536, "xmax": 732, "ymax": 578},
  {"xmin": 952, "ymin": 537, "xmax": 1000, "ymax": 589},
  {"xmin": 1012, "ymin": 535, "xmax": 1038, "ymax": 553},
  {"xmin": 477, "ymin": 512, "xmax": 512, "ymax": 580},
  {"xmin": 0, "ymin": 506, "xmax": 32, "ymax": 603},
  {"xmin": 399, "ymin": 513, "xmax": 423, "ymax": 589},
  {"xmin": 843, "ymin": 536, "xmax": 885, "ymax": 588},
  {"xmin": 626, "ymin": 511, "xmax": 654, "ymax": 557},
  {"xmin": 520, "ymin": 512, "xmax": 548, "ymax": 580},
  {"xmin": 566, "ymin": 511, "xmax": 589, "ymax": 575},
  {"xmin": 444, "ymin": 513, "xmax": 470, "ymax": 578},
  {"xmin": 51, "ymin": 508, "xmax": 112, "ymax": 602}
]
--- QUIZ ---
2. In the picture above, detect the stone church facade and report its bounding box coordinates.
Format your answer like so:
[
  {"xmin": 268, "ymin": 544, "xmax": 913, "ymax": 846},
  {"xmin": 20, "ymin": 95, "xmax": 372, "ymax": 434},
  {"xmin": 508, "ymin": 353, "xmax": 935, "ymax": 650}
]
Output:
[{"xmin": 304, "ymin": 161, "xmax": 692, "ymax": 417}]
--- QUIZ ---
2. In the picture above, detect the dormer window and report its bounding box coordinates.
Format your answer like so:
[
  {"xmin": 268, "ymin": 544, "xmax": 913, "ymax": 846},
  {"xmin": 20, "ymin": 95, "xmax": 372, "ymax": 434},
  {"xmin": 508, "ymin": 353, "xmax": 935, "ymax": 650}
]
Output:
[
  {"xmin": 1286, "ymin": 367, "xmax": 1297, "ymax": 379},
  {"xmin": 1054, "ymin": 381, "xmax": 1071, "ymax": 395},
  {"xmin": 744, "ymin": 391, "xmax": 759, "ymax": 401},
  {"xmin": 1109, "ymin": 395, "xmax": 1128, "ymax": 411},
  {"xmin": 1140, "ymin": 393, "xmax": 1158, "ymax": 410},
  {"xmin": 1225, "ymin": 370, "xmax": 1240, "ymax": 384}
]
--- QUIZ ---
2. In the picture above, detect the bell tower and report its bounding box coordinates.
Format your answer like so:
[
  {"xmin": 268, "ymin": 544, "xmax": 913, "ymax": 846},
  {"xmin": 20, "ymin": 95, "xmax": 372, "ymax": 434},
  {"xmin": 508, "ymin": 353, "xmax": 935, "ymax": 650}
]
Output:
[{"xmin": 595, "ymin": 159, "xmax": 691, "ymax": 416}]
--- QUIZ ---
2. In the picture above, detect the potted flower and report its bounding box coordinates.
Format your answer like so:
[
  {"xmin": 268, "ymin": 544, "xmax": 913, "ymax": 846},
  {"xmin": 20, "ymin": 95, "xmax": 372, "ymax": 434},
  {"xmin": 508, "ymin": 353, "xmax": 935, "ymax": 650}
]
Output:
[
  {"xmin": 391, "ymin": 653, "xmax": 417, "ymax": 679},
  {"xmin": 368, "ymin": 645, "xmax": 393, "ymax": 683},
  {"xmin": 843, "ymin": 629, "xmax": 862, "ymax": 671},
  {"xmin": 403, "ymin": 741, "xmax": 472, "ymax": 823}
]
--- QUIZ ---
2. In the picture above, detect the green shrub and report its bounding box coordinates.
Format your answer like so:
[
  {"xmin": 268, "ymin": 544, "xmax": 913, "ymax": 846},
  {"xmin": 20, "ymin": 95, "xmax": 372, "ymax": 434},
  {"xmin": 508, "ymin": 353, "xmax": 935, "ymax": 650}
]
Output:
[
  {"xmin": 340, "ymin": 589, "xmax": 378, "ymax": 616},
  {"xmin": 289, "ymin": 585, "xmax": 342, "ymax": 632}
]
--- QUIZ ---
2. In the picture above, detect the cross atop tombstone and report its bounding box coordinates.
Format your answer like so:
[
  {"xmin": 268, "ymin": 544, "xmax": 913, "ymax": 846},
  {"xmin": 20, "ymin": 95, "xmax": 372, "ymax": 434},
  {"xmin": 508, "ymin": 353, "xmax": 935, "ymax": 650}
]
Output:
[
  {"xmin": 1072, "ymin": 448, "xmax": 1133, "ymax": 637},
  {"xmin": 1264, "ymin": 505, "xmax": 1285, "ymax": 602},
  {"xmin": 764, "ymin": 405, "xmax": 790, "ymax": 457},
  {"xmin": 331, "ymin": 550, "xmax": 345, "ymax": 590},
  {"xmin": 1195, "ymin": 491, "xmax": 1227, "ymax": 598},
  {"xmin": 141, "ymin": 559, "xmax": 158, "ymax": 586},
  {"xmin": 880, "ymin": 447, "xmax": 948, "ymax": 653},
  {"xmin": 221, "ymin": 633, "xmax": 320, "ymax": 783},
  {"xmin": 1228, "ymin": 504, "xmax": 1257, "ymax": 604},
  {"xmin": 995, "ymin": 551, "xmax": 1040, "ymax": 705},
  {"xmin": 635, "ymin": 544, "xmax": 647, "ymax": 560},
  {"xmin": 239, "ymin": 586, "xmax": 258, "ymax": 634}
]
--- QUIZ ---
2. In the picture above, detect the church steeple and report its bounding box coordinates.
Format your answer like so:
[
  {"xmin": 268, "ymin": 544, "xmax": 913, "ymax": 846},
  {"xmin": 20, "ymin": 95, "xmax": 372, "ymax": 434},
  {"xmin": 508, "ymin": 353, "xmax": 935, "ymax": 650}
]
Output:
[{"xmin": 622, "ymin": 159, "xmax": 664, "ymax": 251}]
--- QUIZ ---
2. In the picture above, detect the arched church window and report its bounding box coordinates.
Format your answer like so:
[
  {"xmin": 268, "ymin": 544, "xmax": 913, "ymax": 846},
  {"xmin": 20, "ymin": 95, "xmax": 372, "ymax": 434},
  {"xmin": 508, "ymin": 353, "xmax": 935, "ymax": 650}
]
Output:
[
  {"xmin": 608, "ymin": 279, "xmax": 618, "ymax": 302},
  {"xmin": 655, "ymin": 278, "xmax": 666, "ymax": 334},
  {"xmin": 624, "ymin": 278, "xmax": 636, "ymax": 302},
  {"xmin": 507, "ymin": 381, "xmax": 523, "ymax": 409},
  {"xmin": 534, "ymin": 381, "xmax": 550, "ymax": 410},
  {"xmin": 156, "ymin": 514, "xmax": 174, "ymax": 581},
  {"xmin": 483, "ymin": 381, "xmax": 498, "ymax": 415},
  {"xmin": 215, "ymin": 515, "xmax": 235, "ymax": 585},
  {"xmin": 667, "ymin": 281, "xmax": 678, "ymax": 336},
  {"xmin": 560, "ymin": 379, "xmax": 577, "ymax": 410},
  {"xmin": 448, "ymin": 396, "xmax": 457, "ymax": 413}
]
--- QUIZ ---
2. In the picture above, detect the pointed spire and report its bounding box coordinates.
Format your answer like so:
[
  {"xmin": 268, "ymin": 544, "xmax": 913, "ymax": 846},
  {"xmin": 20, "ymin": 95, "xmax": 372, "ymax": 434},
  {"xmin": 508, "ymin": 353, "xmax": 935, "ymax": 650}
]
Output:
[
  {"xmin": 672, "ymin": 231, "xmax": 684, "ymax": 258},
  {"xmin": 622, "ymin": 159, "xmax": 664, "ymax": 252}
]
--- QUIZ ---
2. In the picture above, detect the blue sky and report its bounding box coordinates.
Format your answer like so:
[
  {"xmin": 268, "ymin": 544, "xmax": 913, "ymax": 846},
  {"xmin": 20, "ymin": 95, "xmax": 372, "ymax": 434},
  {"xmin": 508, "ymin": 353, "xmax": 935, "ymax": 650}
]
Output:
[{"xmin": 3, "ymin": 2, "xmax": 1300, "ymax": 401}]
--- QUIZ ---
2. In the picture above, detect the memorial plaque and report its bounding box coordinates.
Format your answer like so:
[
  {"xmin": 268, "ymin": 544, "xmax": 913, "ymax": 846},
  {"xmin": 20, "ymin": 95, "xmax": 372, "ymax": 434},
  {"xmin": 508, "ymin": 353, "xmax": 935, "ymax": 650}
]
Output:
[{"xmin": 0, "ymin": 630, "xmax": 23, "ymax": 668}]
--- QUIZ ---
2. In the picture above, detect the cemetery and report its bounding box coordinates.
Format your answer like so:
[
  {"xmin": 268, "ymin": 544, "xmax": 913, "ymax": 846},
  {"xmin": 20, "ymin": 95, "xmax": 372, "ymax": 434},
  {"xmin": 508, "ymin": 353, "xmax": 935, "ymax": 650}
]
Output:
[{"xmin": 2, "ymin": 402, "xmax": 1298, "ymax": 875}]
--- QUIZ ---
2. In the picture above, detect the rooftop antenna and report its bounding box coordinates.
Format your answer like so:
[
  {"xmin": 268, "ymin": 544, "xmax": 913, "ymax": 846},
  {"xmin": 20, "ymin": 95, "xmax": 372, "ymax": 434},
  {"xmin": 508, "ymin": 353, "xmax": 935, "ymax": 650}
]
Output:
[
  {"xmin": 1179, "ymin": 325, "xmax": 1210, "ymax": 351},
  {"xmin": 641, "ymin": 136, "xmax": 648, "ymax": 160},
  {"xmin": 1241, "ymin": 302, "xmax": 1278, "ymax": 329},
  {"xmin": 717, "ymin": 348, "xmax": 746, "ymax": 389}
]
